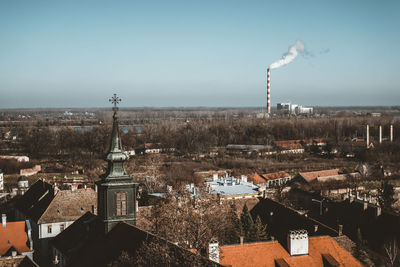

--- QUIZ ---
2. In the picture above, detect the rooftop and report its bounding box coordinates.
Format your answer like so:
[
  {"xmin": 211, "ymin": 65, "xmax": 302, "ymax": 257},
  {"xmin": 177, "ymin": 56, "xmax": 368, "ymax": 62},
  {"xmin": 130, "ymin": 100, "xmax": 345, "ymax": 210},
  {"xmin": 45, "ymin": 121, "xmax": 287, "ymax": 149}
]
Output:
[
  {"xmin": 38, "ymin": 188, "xmax": 96, "ymax": 223},
  {"xmin": 274, "ymin": 140, "xmax": 304, "ymax": 150},
  {"xmin": 206, "ymin": 176, "xmax": 259, "ymax": 196},
  {"xmin": 261, "ymin": 171, "xmax": 290, "ymax": 181},
  {"xmin": 0, "ymin": 221, "xmax": 31, "ymax": 255},
  {"xmin": 15, "ymin": 180, "xmax": 96, "ymax": 223},
  {"xmin": 299, "ymin": 169, "xmax": 340, "ymax": 183},
  {"xmin": 247, "ymin": 174, "xmax": 267, "ymax": 185},
  {"xmin": 219, "ymin": 236, "xmax": 362, "ymax": 267}
]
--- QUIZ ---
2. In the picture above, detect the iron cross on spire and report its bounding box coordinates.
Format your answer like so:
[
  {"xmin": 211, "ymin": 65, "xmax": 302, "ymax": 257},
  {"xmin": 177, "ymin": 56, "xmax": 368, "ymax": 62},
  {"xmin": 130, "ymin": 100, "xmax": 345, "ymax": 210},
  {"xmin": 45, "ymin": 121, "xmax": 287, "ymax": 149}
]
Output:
[{"xmin": 109, "ymin": 93, "xmax": 121, "ymax": 113}]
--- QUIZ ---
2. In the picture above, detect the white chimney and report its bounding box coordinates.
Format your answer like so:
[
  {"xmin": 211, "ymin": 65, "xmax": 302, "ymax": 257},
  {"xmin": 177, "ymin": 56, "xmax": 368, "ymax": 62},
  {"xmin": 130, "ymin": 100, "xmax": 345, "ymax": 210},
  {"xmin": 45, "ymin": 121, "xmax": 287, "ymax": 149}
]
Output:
[
  {"xmin": 208, "ymin": 241, "xmax": 219, "ymax": 263},
  {"xmin": 390, "ymin": 124, "xmax": 393, "ymax": 142},
  {"xmin": 135, "ymin": 200, "xmax": 139, "ymax": 212},
  {"xmin": 379, "ymin": 125, "xmax": 382, "ymax": 144},
  {"xmin": 366, "ymin": 124, "xmax": 370, "ymax": 147},
  {"xmin": 287, "ymin": 230, "xmax": 308, "ymax": 256},
  {"xmin": 213, "ymin": 173, "xmax": 218, "ymax": 181},
  {"xmin": 2, "ymin": 214, "xmax": 6, "ymax": 227},
  {"xmin": 241, "ymin": 175, "xmax": 247, "ymax": 183}
]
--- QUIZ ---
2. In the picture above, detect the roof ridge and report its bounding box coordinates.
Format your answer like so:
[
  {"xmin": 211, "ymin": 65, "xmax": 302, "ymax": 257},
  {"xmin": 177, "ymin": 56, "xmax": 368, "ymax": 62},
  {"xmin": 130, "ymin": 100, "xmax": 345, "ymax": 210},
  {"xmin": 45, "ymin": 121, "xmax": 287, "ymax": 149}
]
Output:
[{"xmin": 36, "ymin": 189, "xmax": 60, "ymax": 224}]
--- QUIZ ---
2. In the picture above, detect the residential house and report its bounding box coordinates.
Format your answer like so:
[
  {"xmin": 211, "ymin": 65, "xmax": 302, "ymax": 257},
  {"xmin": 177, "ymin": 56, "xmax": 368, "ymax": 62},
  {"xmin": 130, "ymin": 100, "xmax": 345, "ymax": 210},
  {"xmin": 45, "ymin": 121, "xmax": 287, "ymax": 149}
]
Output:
[
  {"xmin": 296, "ymin": 169, "xmax": 341, "ymax": 183},
  {"xmin": 14, "ymin": 180, "xmax": 96, "ymax": 266},
  {"xmin": 274, "ymin": 140, "xmax": 304, "ymax": 154},
  {"xmin": 0, "ymin": 155, "xmax": 29, "ymax": 162},
  {"xmin": 213, "ymin": 230, "xmax": 362, "ymax": 267},
  {"xmin": 0, "ymin": 214, "xmax": 34, "ymax": 260},
  {"xmin": 261, "ymin": 171, "xmax": 291, "ymax": 188},
  {"xmin": 226, "ymin": 144, "xmax": 276, "ymax": 155}
]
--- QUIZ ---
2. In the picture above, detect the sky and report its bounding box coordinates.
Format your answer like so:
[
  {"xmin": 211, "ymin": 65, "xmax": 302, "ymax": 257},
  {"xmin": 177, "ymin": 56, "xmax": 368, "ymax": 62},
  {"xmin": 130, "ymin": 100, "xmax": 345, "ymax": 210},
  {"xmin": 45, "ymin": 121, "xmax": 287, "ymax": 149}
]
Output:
[{"xmin": 0, "ymin": 0, "xmax": 400, "ymax": 108}]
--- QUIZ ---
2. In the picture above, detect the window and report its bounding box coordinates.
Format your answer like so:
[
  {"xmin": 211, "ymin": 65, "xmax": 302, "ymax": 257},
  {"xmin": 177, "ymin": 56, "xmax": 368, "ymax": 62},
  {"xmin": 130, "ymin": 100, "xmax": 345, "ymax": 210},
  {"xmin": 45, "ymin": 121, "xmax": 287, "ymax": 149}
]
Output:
[
  {"xmin": 116, "ymin": 191, "xmax": 127, "ymax": 216},
  {"xmin": 60, "ymin": 224, "xmax": 65, "ymax": 232},
  {"xmin": 48, "ymin": 225, "xmax": 52, "ymax": 234}
]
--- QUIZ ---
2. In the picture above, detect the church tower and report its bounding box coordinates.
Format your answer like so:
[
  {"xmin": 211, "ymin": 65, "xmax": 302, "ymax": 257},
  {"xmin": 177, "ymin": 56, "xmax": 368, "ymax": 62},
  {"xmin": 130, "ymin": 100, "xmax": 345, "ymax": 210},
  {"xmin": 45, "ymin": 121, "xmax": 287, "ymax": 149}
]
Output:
[{"xmin": 97, "ymin": 94, "xmax": 138, "ymax": 234}]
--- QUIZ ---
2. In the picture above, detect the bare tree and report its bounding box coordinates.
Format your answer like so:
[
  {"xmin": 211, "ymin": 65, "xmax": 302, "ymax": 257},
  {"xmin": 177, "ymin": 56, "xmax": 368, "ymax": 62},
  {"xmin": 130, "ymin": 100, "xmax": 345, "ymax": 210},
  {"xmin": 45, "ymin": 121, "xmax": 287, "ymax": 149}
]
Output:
[{"xmin": 384, "ymin": 238, "xmax": 399, "ymax": 267}]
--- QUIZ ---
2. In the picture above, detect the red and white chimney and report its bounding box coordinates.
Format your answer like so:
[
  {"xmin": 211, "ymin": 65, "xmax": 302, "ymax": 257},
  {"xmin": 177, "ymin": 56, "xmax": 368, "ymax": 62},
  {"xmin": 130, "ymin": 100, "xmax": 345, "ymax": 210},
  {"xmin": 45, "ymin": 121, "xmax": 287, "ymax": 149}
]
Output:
[{"xmin": 267, "ymin": 68, "xmax": 271, "ymax": 114}]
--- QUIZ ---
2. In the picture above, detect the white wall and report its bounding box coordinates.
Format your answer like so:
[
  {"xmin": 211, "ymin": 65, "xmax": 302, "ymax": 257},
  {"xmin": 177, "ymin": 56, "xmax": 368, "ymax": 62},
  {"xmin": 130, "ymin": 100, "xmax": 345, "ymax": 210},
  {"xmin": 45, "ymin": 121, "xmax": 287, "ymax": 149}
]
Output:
[{"xmin": 39, "ymin": 221, "xmax": 74, "ymax": 239}]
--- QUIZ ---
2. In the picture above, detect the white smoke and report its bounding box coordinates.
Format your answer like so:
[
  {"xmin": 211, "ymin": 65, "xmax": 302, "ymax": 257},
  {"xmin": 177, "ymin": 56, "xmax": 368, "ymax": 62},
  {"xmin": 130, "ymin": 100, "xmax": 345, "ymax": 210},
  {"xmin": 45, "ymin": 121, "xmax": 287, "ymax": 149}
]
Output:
[{"xmin": 270, "ymin": 40, "xmax": 305, "ymax": 69}]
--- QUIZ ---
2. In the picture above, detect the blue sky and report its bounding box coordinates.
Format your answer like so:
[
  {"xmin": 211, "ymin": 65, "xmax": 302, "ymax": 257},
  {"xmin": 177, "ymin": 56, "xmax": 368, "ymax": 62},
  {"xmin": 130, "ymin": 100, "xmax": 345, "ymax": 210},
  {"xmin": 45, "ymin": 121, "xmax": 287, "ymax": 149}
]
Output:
[{"xmin": 0, "ymin": 0, "xmax": 399, "ymax": 108}]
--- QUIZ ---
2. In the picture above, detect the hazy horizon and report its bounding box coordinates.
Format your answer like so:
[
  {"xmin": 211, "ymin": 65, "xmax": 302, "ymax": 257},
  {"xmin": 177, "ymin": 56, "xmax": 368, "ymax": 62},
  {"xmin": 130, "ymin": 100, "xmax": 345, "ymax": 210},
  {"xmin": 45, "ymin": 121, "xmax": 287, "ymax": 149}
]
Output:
[{"xmin": 1, "ymin": 1, "xmax": 400, "ymax": 108}]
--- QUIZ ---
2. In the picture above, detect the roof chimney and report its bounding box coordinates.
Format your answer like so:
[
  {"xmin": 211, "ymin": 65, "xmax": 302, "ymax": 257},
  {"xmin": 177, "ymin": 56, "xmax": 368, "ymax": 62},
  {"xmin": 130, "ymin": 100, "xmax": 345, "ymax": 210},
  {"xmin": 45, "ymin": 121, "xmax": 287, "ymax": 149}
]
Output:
[
  {"xmin": 2, "ymin": 214, "xmax": 6, "ymax": 227},
  {"xmin": 287, "ymin": 230, "xmax": 308, "ymax": 256},
  {"xmin": 338, "ymin": 225, "xmax": 343, "ymax": 236},
  {"xmin": 208, "ymin": 241, "xmax": 219, "ymax": 263}
]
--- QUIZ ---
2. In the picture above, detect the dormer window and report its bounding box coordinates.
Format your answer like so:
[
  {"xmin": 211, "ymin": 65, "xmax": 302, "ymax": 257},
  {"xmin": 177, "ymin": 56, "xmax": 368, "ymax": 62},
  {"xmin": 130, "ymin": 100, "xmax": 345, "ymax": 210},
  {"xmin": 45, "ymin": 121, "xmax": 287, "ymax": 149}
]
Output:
[{"xmin": 116, "ymin": 191, "xmax": 127, "ymax": 216}]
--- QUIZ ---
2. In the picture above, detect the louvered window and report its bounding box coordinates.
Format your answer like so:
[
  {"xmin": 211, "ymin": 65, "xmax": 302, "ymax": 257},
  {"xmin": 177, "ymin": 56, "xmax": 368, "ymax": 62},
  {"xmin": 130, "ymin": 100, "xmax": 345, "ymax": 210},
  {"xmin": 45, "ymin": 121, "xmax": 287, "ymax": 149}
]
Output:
[{"xmin": 116, "ymin": 191, "xmax": 127, "ymax": 216}]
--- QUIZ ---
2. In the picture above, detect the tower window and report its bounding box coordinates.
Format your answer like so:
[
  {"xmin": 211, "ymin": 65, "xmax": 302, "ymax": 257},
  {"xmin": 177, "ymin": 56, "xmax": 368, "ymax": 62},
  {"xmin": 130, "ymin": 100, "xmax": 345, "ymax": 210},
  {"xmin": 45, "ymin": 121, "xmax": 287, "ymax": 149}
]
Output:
[{"xmin": 116, "ymin": 191, "xmax": 127, "ymax": 216}]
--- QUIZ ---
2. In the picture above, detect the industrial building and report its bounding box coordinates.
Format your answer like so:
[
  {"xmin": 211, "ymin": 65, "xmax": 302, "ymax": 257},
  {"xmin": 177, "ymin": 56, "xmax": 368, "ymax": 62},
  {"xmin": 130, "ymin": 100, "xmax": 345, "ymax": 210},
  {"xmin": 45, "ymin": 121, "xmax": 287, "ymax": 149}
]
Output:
[{"xmin": 277, "ymin": 102, "xmax": 313, "ymax": 115}]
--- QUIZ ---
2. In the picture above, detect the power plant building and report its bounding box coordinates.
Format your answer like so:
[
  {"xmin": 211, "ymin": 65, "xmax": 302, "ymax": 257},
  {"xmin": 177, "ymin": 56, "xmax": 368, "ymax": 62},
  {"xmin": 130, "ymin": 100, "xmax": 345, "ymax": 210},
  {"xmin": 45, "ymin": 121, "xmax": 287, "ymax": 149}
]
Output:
[{"xmin": 277, "ymin": 103, "xmax": 313, "ymax": 115}]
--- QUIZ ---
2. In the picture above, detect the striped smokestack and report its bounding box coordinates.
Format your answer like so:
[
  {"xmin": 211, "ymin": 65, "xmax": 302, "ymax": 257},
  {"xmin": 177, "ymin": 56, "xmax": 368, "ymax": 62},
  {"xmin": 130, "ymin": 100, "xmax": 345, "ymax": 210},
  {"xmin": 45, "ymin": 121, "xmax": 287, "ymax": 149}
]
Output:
[{"xmin": 267, "ymin": 68, "xmax": 271, "ymax": 114}]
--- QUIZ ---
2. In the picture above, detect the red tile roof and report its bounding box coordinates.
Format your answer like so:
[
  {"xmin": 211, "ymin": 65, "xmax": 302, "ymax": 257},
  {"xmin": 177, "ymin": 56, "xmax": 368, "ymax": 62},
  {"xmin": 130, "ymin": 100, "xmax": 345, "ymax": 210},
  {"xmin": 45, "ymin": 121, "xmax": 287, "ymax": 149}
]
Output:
[
  {"xmin": 0, "ymin": 221, "xmax": 31, "ymax": 255},
  {"xmin": 299, "ymin": 169, "xmax": 340, "ymax": 183},
  {"xmin": 247, "ymin": 174, "xmax": 267, "ymax": 185},
  {"xmin": 219, "ymin": 236, "xmax": 362, "ymax": 267},
  {"xmin": 261, "ymin": 171, "xmax": 290, "ymax": 181}
]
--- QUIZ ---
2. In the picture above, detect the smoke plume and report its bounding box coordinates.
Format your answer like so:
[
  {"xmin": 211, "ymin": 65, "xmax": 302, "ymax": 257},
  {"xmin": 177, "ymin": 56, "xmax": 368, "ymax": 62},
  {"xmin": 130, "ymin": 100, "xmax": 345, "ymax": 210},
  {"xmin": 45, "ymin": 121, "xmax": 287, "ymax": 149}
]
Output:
[{"xmin": 270, "ymin": 40, "xmax": 305, "ymax": 69}]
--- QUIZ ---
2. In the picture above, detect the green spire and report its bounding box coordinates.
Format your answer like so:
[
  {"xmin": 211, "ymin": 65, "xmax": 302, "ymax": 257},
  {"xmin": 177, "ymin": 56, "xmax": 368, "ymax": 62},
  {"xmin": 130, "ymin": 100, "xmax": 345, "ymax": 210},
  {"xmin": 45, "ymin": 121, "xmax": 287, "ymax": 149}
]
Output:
[{"xmin": 104, "ymin": 94, "xmax": 129, "ymax": 179}]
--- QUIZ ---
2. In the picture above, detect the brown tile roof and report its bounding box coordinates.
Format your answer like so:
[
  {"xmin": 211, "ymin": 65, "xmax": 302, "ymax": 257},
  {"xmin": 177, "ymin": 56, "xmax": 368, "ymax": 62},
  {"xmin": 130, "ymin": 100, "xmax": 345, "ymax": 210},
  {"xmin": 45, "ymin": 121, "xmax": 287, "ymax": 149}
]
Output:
[
  {"xmin": 16, "ymin": 180, "xmax": 96, "ymax": 224},
  {"xmin": 274, "ymin": 140, "xmax": 304, "ymax": 150},
  {"xmin": 247, "ymin": 174, "xmax": 267, "ymax": 184},
  {"xmin": 37, "ymin": 188, "xmax": 96, "ymax": 223},
  {"xmin": 299, "ymin": 169, "xmax": 340, "ymax": 183},
  {"xmin": 261, "ymin": 171, "xmax": 290, "ymax": 181},
  {"xmin": 219, "ymin": 236, "xmax": 362, "ymax": 267},
  {"xmin": 0, "ymin": 221, "xmax": 31, "ymax": 255}
]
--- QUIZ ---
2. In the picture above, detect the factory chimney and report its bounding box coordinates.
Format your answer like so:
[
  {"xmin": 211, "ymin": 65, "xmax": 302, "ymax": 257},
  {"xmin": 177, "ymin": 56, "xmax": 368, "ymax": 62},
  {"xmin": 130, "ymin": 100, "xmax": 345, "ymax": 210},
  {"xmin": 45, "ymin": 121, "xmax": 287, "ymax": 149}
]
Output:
[
  {"xmin": 390, "ymin": 124, "xmax": 393, "ymax": 142},
  {"xmin": 379, "ymin": 125, "xmax": 382, "ymax": 144},
  {"xmin": 366, "ymin": 125, "xmax": 370, "ymax": 148},
  {"xmin": 267, "ymin": 68, "xmax": 271, "ymax": 114}
]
